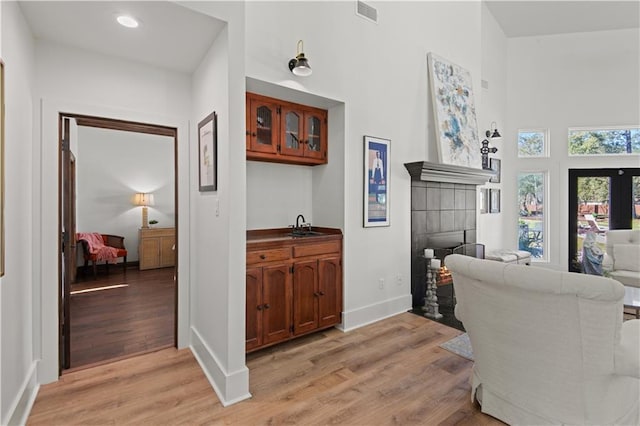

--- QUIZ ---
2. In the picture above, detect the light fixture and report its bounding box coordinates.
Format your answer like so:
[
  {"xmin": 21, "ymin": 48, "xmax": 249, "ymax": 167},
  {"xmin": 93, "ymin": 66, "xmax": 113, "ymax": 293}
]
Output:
[
  {"xmin": 288, "ymin": 40, "xmax": 312, "ymax": 77},
  {"xmin": 117, "ymin": 15, "xmax": 139, "ymax": 28},
  {"xmin": 480, "ymin": 122, "xmax": 501, "ymax": 170},
  {"xmin": 134, "ymin": 193, "xmax": 155, "ymax": 228}
]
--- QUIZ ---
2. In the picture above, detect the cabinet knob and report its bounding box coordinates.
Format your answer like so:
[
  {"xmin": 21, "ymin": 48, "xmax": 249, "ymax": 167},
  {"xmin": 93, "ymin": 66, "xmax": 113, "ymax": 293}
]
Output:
[
  {"xmin": 252, "ymin": 132, "xmax": 257, "ymax": 137},
  {"xmin": 314, "ymin": 292, "xmax": 320, "ymax": 297},
  {"xmin": 319, "ymin": 291, "xmax": 325, "ymax": 296},
  {"xmin": 260, "ymin": 254, "xmax": 266, "ymax": 260},
  {"xmin": 264, "ymin": 303, "xmax": 270, "ymax": 309},
  {"xmin": 257, "ymin": 305, "xmax": 263, "ymax": 311}
]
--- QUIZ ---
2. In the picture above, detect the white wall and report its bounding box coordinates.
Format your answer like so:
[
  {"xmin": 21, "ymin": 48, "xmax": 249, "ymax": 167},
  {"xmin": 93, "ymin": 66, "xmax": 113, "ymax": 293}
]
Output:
[
  {"xmin": 506, "ymin": 28, "xmax": 640, "ymax": 270},
  {"xmin": 76, "ymin": 126, "xmax": 175, "ymax": 262},
  {"xmin": 245, "ymin": 1, "xmax": 482, "ymax": 328},
  {"xmin": 477, "ymin": 4, "xmax": 508, "ymax": 251},
  {"xmin": 34, "ymin": 40, "xmax": 192, "ymax": 386},
  {"xmin": 0, "ymin": 2, "xmax": 38, "ymax": 425}
]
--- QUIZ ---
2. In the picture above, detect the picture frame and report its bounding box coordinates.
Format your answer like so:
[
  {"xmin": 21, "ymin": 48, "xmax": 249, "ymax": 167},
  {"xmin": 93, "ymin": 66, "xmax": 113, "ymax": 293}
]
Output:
[
  {"xmin": 479, "ymin": 187, "xmax": 489, "ymax": 214},
  {"xmin": 489, "ymin": 158, "xmax": 501, "ymax": 183},
  {"xmin": 198, "ymin": 111, "xmax": 217, "ymax": 192},
  {"xmin": 0, "ymin": 60, "xmax": 4, "ymax": 276},
  {"xmin": 427, "ymin": 52, "xmax": 481, "ymax": 169},
  {"xmin": 363, "ymin": 135, "xmax": 390, "ymax": 227},
  {"xmin": 490, "ymin": 188, "xmax": 501, "ymax": 213}
]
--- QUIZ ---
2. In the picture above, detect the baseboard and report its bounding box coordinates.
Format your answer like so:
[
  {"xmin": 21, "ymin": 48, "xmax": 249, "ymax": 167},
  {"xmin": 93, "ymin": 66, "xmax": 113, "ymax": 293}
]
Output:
[
  {"xmin": 3, "ymin": 361, "xmax": 39, "ymax": 426},
  {"xmin": 189, "ymin": 326, "xmax": 251, "ymax": 407},
  {"xmin": 339, "ymin": 294, "xmax": 412, "ymax": 332}
]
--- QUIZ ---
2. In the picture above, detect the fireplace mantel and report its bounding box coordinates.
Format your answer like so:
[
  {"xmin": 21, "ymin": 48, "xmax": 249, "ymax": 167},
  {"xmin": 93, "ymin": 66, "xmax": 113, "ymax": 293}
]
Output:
[{"xmin": 404, "ymin": 161, "xmax": 494, "ymax": 185}]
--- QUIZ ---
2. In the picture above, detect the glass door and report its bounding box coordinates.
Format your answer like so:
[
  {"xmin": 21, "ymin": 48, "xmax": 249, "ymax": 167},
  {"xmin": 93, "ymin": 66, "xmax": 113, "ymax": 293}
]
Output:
[{"xmin": 568, "ymin": 168, "xmax": 640, "ymax": 272}]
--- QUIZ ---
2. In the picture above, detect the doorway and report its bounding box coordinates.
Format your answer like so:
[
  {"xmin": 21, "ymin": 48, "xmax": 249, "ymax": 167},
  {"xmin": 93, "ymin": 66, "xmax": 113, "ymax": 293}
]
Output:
[
  {"xmin": 59, "ymin": 113, "xmax": 178, "ymax": 371},
  {"xmin": 568, "ymin": 168, "xmax": 640, "ymax": 272}
]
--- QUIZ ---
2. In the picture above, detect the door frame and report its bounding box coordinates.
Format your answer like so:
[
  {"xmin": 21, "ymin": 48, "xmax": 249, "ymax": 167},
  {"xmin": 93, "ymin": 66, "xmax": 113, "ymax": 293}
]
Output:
[{"xmin": 568, "ymin": 167, "xmax": 640, "ymax": 272}]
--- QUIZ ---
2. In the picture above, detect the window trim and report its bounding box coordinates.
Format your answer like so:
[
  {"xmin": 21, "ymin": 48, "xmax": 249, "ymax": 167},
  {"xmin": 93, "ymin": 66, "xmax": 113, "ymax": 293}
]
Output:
[
  {"xmin": 568, "ymin": 125, "xmax": 640, "ymax": 157},
  {"xmin": 517, "ymin": 170, "xmax": 549, "ymax": 262},
  {"xmin": 517, "ymin": 128, "xmax": 550, "ymax": 158}
]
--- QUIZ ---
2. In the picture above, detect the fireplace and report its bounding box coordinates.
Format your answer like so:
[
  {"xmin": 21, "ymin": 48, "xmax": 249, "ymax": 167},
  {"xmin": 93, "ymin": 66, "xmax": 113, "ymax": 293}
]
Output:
[{"xmin": 405, "ymin": 161, "xmax": 493, "ymax": 307}]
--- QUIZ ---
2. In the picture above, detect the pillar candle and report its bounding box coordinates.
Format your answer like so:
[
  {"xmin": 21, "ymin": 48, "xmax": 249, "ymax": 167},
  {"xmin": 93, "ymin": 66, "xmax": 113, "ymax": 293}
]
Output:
[
  {"xmin": 431, "ymin": 259, "xmax": 441, "ymax": 269},
  {"xmin": 424, "ymin": 248, "xmax": 434, "ymax": 258}
]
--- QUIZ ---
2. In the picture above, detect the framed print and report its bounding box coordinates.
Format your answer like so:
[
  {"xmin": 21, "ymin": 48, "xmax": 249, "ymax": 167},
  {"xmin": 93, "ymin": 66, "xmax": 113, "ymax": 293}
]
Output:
[
  {"xmin": 0, "ymin": 60, "xmax": 4, "ymax": 276},
  {"xmin": 427, "ymin": 52, "xmax": 481, "ymax": 169},
  {"xmin": 364, "ymin": 136, "xmax": 390, "ymax": 227},
  {"xmin": 480, "ymin": 188, "xmax": 489, "ymax": 214},
  {"xmin": 198, "ymin": 111, "xmax": 217, "ymax": 192},
  {"xmin": 489, "ymin": 158, "xmax": 501, "ymax": 183},
  {"xmin": 490, "ymin": 188, "xmax": 501, "ymax": 213}
]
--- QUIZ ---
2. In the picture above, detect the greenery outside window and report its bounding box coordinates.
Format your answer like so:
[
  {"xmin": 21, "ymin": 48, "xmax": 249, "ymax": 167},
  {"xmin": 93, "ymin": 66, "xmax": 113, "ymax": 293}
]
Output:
[
  {"xmin": 569, "ymin": 126, "xmax": 640, "ymax": 156},
  {"xmin": 518, "ymin": 172, "xmax": 547, "ymax": 260},
  {"xmin": 518, "ymin": 129, "xmax": 548, "ymax": 157}
]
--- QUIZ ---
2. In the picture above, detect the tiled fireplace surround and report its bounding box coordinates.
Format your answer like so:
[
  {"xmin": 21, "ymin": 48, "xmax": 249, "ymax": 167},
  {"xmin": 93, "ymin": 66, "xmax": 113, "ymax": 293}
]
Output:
[{"xmin": 405, "ymin": 162, "xmax": 493, "ymax": 307}]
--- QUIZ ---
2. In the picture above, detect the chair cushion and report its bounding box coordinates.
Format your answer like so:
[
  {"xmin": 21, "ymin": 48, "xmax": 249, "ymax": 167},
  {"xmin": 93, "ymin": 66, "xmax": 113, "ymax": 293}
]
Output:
[
  {"xmin": 613, "ymin": 244, "xmax": 640, "ymax": 272},
  {"xmin": 609, "ymin": 270, "xmax": 640, "ymax": 288}
]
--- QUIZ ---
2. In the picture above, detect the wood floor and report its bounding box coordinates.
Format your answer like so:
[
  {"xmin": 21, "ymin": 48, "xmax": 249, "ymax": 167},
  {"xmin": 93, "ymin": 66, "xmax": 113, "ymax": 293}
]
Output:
[
  {"xmin": 29, "ymin": 313, "xmax": 503, "ymax": 425},
  {"xmin": 70, "ymin": 266, "xmax": 175, "ymax": 369}
]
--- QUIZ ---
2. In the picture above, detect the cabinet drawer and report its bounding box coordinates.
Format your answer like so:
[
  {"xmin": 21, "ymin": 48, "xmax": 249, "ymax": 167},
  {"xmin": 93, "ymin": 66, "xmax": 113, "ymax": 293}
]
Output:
[
  {"xmin": 247, "ymin": 247, "xmax": 291, "ymax": 264},
  {"xmin": 293, "ymin": 241, "xmax": 340, "ymax": 258}
]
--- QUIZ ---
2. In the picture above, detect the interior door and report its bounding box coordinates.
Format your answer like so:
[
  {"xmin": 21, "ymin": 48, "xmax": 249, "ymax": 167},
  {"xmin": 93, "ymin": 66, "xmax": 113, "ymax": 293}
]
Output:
[
  {"xmin": 568, "ymin": 168, "xmax": 640, "ymax": 272},
  {"xmin": 59, "ymin": 116, "xmax": 77, "ymax": 372}
]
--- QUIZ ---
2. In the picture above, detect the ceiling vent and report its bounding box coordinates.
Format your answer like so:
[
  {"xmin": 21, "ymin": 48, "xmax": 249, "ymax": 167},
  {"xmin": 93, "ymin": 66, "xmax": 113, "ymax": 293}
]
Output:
[{"xmin": 356, "ymin": 1, "xmax": 378, "ymax": 24}]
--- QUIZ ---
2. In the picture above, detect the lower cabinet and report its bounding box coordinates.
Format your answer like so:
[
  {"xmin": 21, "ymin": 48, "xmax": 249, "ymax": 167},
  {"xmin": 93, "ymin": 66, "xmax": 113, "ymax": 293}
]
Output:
[
  {"xmin": 246, "ymin": 234, "xmax": 342, "ymax": 352},
  {"xmin": 139, "ymin": 227, "xmax": 175, "ymax": 270}
]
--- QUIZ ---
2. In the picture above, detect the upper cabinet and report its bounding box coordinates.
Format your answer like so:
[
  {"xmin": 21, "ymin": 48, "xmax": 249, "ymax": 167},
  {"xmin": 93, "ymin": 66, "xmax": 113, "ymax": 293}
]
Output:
[{"xmin": 246, "ymin": 92, "xmax": 328, "ymax": 166}]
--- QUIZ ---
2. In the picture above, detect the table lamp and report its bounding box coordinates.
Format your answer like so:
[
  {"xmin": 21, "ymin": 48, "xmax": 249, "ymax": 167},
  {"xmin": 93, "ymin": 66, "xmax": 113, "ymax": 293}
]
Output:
[{"xmin": 134, "ymin": 192, "xmax": 155, "ymax": 228}]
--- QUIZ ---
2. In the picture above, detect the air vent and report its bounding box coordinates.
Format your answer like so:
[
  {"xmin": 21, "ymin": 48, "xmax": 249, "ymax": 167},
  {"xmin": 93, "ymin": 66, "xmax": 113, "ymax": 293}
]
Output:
[{"xmin": 356, "ymin": 0, "xmax": 378, "ymax": 24}]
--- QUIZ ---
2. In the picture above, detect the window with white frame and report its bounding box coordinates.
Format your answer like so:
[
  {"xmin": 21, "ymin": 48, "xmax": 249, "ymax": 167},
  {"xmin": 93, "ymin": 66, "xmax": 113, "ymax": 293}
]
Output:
[
  {"xmin": 518, "ymin": 129, "xmax": 548, "ymax": 157},
  {"xmin": 518, "ymin": 172, "xmax": 547, "ymax": 260},
  {"xmin": 568, "ymin": 126, "xmax": 640, "ymax": 155}
]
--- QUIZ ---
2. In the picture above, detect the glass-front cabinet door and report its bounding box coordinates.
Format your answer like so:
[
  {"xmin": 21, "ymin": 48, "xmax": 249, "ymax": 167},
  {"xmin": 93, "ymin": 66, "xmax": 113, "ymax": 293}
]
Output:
[
  {"xmin": 248, "ymin": 97, "xmax": 279, "ymax": 154},
  {"xmin": 280, "ymin": 107, "xmax": 303, "ymax": 157},
  {"xmin": 303, "ymin": 111, "xmax": 326, "ymax": 160}
]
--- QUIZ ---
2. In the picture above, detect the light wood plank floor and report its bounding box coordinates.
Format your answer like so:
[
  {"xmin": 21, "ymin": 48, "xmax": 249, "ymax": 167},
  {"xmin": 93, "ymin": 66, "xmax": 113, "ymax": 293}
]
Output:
[{"xmin": 28, "ymin": 313, "xmax": 503, "ymax": 425}]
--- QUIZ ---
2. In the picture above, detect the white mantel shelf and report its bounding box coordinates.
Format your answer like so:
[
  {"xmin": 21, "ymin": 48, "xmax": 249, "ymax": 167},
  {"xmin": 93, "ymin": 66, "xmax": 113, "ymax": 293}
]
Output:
[{"xmin": 404, "ymin": 161, "xmax": 495, "ymax": 185}]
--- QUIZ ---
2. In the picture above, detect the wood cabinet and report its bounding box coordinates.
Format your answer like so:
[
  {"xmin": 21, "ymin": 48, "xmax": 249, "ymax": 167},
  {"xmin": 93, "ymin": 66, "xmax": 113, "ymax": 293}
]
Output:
[
  {"xmin": 139, "ymin": 227, "xmax": 175, "ymax": 270},
  {"xmin": 246, "ymin": 92, "xmax": 328, "ymax": 166},
  {"xmin": 246, "ymin": 228, "xmax": 342, "ymax": 352}
]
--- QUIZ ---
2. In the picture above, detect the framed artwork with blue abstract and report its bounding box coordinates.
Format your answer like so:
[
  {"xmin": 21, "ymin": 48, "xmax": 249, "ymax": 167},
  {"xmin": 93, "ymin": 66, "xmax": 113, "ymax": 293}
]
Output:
[
  {"xmin": 427, "ymin": 52, "xmax": 481, "ymax": 169},
  {"xmin": 364, "ymin": 135, "xmax": 390, "ymax": 227}
]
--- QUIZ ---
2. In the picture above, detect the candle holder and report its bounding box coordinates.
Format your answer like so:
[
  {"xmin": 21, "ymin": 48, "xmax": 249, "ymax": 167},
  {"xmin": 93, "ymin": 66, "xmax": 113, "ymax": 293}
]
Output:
[{"xmin": 423, "ymin": 257, "xmax": 443, "ymax": 320}]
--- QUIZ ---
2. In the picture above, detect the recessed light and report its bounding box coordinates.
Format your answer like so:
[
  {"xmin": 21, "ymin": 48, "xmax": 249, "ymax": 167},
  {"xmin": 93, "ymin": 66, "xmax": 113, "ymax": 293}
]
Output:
[{"xmin": 117, "ymin": 15, "xmax": 139, "ymax": 28}]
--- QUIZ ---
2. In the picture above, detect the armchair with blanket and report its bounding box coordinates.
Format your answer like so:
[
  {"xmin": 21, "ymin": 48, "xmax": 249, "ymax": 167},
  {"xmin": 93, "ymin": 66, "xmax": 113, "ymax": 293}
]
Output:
[
  {"xmin": 446, "ymin": 254, "xmax": 639, "ymax": 425},
  {"xmin": 77, "ymin": 232, "xmax": 128, "ymax": 280}
]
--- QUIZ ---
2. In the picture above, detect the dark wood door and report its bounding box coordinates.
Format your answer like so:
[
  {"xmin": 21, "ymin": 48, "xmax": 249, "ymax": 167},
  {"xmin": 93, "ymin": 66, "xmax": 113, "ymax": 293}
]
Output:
[
  {"xmin": 280, "ymin": 106, "xmax": 303, "ymax": 157},
  {"xmin": 245, "ymin": 267, "xmax": 263, "ymax": 351},
  {"xmin": 318, "ymin": 257, "xmax": 342, "ymax": 328},
  {"xmin": 248, "ymin": 95, "xmax": 279, "ymax": 155},
  {"xmin": 292, "ymin": 260, "xmax": 318, "ymax": 336},
  {"xmin": 261, "ymin": 264, "xmax": 291, "ymax": 345}
]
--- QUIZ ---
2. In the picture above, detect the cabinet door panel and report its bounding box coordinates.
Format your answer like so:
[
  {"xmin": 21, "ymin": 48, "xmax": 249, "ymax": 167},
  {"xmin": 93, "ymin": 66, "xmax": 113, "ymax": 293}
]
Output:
[
  {"xmin": 293, "ymin": 260, "xmax": 318, "ymax": 335},
  {"xmin": 246, "ymin": 267, "xmax": 263, "ymax": 351},
  {"xmin": 249, "ymin": 98, "xmax": 279, "ymax": 154},
  {"xmin": 318, "ymin": 257, "xmax": 342, "ymax": 328},
  {"xmin": 140, "ymin": 238, "xmax": 160, "ymax": 270},
  {"xmin": 280, "ymin": 107, "xmax": 303, "ymax": 157},
  {"xmin": 262, "ymin": 264, "xmax": 292, "ymax": 345},
  {"xmin": 160, "ymin": 235, "xmax": 175, "ymax": 267},
  {"xmin": 303, "ymin": 111, "xmax": 326, "ymax": 160}
]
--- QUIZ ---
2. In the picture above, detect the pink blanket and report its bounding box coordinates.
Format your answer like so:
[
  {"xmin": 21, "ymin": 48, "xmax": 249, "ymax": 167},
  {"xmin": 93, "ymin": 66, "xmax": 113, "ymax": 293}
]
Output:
[{"xmin": 77, "ymin": 232, "xmax": 119, "ymax": 263}]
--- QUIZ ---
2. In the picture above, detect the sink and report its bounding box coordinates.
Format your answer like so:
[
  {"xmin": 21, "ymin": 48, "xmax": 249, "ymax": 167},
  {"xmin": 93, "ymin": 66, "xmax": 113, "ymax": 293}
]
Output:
[{"xmin": 290, "ymin": 230, "xmax": 325, "ymax": 238}]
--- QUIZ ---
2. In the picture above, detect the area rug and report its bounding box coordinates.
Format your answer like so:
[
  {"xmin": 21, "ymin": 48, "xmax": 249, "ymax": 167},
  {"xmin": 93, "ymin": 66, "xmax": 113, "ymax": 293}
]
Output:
[{"xmin": 439, "ymin": 333, "xmax": 474, "ymax": 361}]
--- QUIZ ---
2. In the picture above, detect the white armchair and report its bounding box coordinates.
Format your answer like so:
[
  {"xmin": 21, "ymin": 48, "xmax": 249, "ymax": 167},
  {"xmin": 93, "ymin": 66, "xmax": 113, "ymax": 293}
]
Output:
[
  {"xmin": 446, "ymin": 254, "xmax": 639, "ymax": 425},
  {"xmin": 604, "ymin": 229, "xmax": 640, "ymax": 288}
]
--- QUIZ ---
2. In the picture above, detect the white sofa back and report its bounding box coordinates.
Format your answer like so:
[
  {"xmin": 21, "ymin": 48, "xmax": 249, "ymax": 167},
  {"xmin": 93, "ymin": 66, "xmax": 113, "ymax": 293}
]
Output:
[
  {"xmin": 446, "ymin": 254, "xmax": 638, "ymax": 425},
  {"xmin": 605, "ymin": 229, "xmax": 640, "ymax": 287}
]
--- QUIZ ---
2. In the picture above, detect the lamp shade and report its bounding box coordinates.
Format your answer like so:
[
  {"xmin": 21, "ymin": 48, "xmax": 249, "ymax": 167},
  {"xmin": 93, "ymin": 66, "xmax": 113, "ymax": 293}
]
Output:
[
  {"xmin": 292, "ymin": 54, "xmax": 312, "ymax": 76},
  {"xmin": 134, "ymin": 193, "xmax": 155, "ymax": 207}
]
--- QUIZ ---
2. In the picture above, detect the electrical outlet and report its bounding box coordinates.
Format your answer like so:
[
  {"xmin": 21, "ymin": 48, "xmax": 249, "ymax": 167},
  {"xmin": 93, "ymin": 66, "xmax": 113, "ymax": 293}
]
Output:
[
  {"xmin": 396, "ymin": 274, "xmax": 402, "ymax": 286},
  {"xmin": 378, "ymin": 278, "xmax": 384, "ymax": 289}
]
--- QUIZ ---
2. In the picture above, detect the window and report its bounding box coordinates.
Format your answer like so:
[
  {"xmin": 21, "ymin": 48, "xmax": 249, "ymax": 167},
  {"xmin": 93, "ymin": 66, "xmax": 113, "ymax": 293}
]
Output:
[
  {"xmin": 518, "ymin": 172, "xmax": 546, "ymax": 260},
  {"xmin": 568, "ymin": 126, "xmax": 640, "ymax": 156},
  {"xmin": 518, "ymin": 129, "xmax": 548, "ymax": 157}
]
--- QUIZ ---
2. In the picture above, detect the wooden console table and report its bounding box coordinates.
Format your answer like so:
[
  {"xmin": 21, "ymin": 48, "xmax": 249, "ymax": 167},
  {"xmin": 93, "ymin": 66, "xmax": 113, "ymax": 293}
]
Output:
[{"xmin": 139, "ymin": 227, "xmax": 175, "ymax": 270}]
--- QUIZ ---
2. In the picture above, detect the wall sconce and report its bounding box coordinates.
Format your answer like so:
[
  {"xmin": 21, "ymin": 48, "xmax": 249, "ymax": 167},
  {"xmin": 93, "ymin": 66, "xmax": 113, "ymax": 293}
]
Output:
[
  {"xmin": 134, "ymin": 192, "xmax": 155, "ymax": 228},
  {"xmin": 480, "ymin": 122, "xmax": 501, "ymax": 169},
  {"xmin": 288, "ymin": 40, "xmax": 312, "ymax": 77}
]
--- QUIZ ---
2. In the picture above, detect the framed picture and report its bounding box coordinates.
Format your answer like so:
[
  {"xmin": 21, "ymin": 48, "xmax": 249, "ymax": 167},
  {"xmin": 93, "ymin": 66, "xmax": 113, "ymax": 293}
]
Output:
[
  {"xmin": 363, "ymin": 136, "xmax": 390, "ymax": 227},
  {"xmin": 0, "ymin": 60, "xmax": 4, "ymax": 276},
  {"xmin": 427, "ymin": 52, "xmax": 481, "ymax": 169},
  {"xmin": 490, "ymin": 189, "xmax": 501, "ymax": 213},
  {"xmin": 489, "ymin": 158, "xmax": 501, "ymax": 183},
  {"xmin": 198, "ymin": 111, "xmax": 217, "ymax": 192},
  {"xmin": 479, "ymin": 188, "xmax": 489, "ymax": 214}
]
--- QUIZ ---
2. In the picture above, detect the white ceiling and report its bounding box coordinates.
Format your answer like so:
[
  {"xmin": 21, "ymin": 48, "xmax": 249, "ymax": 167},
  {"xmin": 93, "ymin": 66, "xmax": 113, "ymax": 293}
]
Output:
[
  {"xmin": 17, "ymin": 1, "xmax": 640, "ymax": 74},
  {"xmin": 18, "ymin": 1, "xmax": 225, "ymax": 73},
  {"xmin": 486, "ymin": 1, "xmax": 640, "ymax": 38}
]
